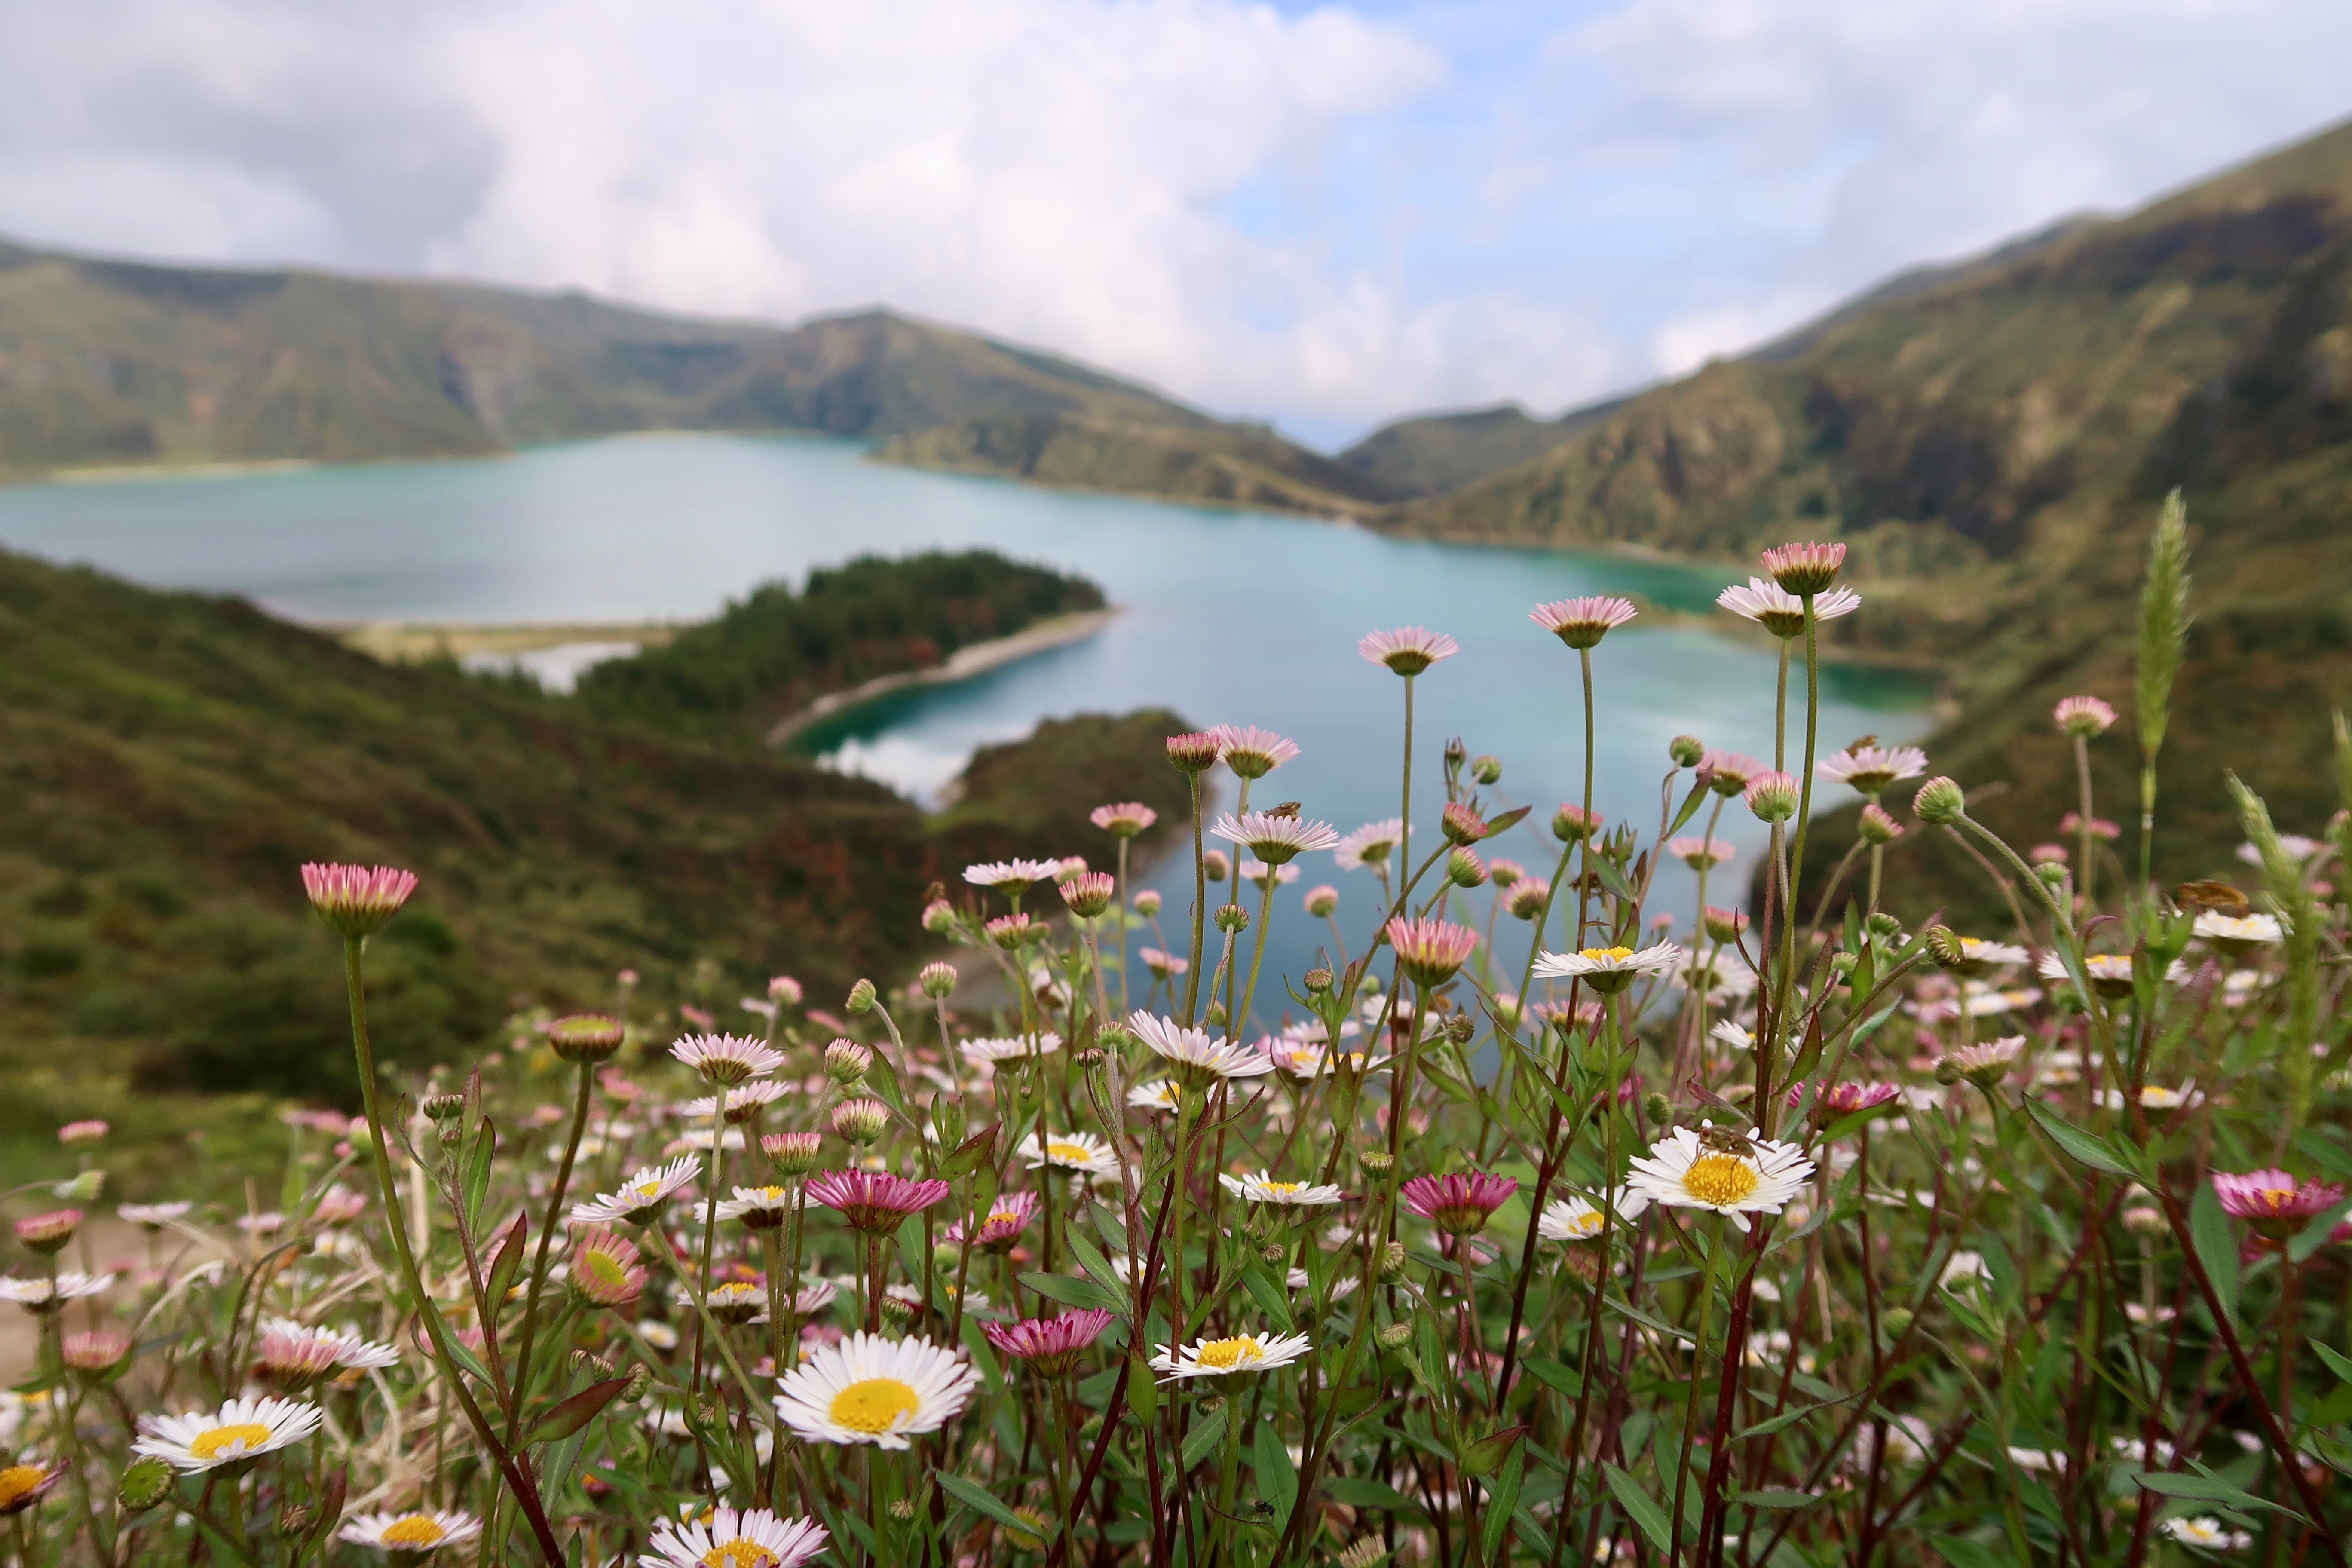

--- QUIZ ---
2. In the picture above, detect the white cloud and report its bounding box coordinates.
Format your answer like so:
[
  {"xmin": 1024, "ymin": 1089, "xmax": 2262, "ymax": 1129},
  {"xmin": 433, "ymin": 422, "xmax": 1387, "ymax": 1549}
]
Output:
[{"xmin": 1648, "ymin": 288, "xmax": 1831, "ymax": 377}]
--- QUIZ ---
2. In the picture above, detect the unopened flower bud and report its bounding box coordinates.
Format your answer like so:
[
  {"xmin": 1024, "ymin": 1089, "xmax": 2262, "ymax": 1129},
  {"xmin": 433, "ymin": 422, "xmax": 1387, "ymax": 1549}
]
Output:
[
  {"xmin": 1551, "ymin": 805, "xmax": 1602, "ymax": 845},
  {"xmin": 1133, "ymin": 890, "xmax": 1163, "ymax": 917},
  {"xmin": 1075, "ymin": 1048, "xmax": 1106, "ymax": 1070},
  {"xmin": 878, "ymin": 1294, "xmax": 917, "ymax": 1326},
  {"xmin": 1303, "ymin": 885, "xmax": 1338, "ymax": 918},
  {"xmin": 547, "ymin": 1014, "xmax": 626, "ymax": 1064},
  {"xmin": 1215, "ymin": 903, "xmax": 1250, "ymax": 934},
  {"xmin": 1376, "ymin": 1321, "xmax": 1412, "ymax": 1351},
  {"xmin": 888, "ymin": 1500, "xmax": 916, "ymax": 1523},
  {"xmin": 2122, "ymin": 1206, "xmax": 2168, "ymax": 1236},
  {"xmin": 1702, "ymin": 905, "xmax": 1748, "ymax": 944},
  {"xmin": 17, "ymin": 1209, "xmax": 82, "ymax": 1256},
  {"xmin": 1923, "ymin": 926, "xmax": 1964, "ymax": 971},
  {"xmin": 1060, "ymin": 872, "xmax": 1117, "ymax": 919},
  {"xmin": 1359, "ymin": 1148, "xmax": 1393, "ymax": 1177},
  {"xmin": 1447, "ymin": 848, "xmax": 1488, "ymax": 888},
  {"xmin": 1445, "ymin": 1014, "xmax": 1476, "ymax": 1046},
  {"xmin": 1204, "ymin": 1003, "xmax": 1228, "ymax": 1028},
  {"xmin": 1471, "ymin": 754, "xmax": 1504, "ymax": 785},
  {"xmin": 922, "ymin": 899, "xmax": 956, "ymax": 934},
  {"xmin": 2036, "ymin": 861, "xmax": 2068, "ymax": 889},
  {"xmin": 423, "ymin": 1094, "xmax": 465, "ymax": 1121},
  {"xmin": 1644, "ymin": 1092, "xmax": 1671, "ymax": 1127},
  {"xmin": 1260, "ymin": 1243, "xmax": 1287, "ymax": 1265},
  {"xmin": 1669, "ymin": 735, "xmax": 1705, "ymax": 768},
  {"xmin": 1934, "ymin": 1058, "xmax": 1965, "ymax": 1086},
  {"xmin": 824, "ymin": 1039, "xmax": 873, "ymax": 1085},
  {"xmin": 831, "ymin": 1098, "xmax": 888, "ymax": 1146},
  {"xmin": 1441, "ymin": 802, "xmax": 1488, "ymax": 845},
  {"xmin": 118, "ymin": 1458, "xmax": 172, "ymax": 1513},
  {"xmin": 1865, "ymin": 913, "xmax": 1903, "ymax": 940},
  {"xmin": 1165, "ymin": 732, "xmax": 1222, "ymax": 773},
  {"xmin": 1304, "ymin": 968, "xmax": 1333, "ymax": 995},
  {"xmin": 1913, "ymin": 776, "xmax": 1967, "ymax": 826},
  {"xmin": 1202, "ymin": 850, "xmax": 1231, "ymax": 882},
  {"xmin": 623, "ymin": 1363, "xmax": 655, "ymax": 1401},
  {"xmin": 919, "ymin": 962, "xmax": 958, "ymax": 999},
  {"xmin": 1745, "ymin": 772, "xmax": 1800, "ymax": 824},
  {"xmin": 1858, "ymin": 803, "xmax": 1904, "ymax": 845},
  {"xmin": 845, "ymin": 978, "xmax": 878, "ymax": 1016},
  {"xmin": 1878, "ymin": 1306, "xmax": 1914, "ymax": 1341},
  {"xmin": 934, "ymin": 1242, "xmax": 962, "ymax": 1271}
]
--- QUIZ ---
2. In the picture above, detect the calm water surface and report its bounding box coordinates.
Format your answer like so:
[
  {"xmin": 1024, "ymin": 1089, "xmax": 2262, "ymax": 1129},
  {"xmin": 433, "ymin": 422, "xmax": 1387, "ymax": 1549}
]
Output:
[{"xmin": 0, "ymin": 435, "xmax": 1932, "ymax": 1000}]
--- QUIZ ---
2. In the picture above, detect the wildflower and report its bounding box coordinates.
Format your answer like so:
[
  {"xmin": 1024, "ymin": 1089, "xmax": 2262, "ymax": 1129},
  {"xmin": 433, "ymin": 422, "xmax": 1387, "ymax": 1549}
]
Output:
[
  {"xmin": 1623, "ymin": 1125, "xmax": 1812, "ymax": 1231},
  {"xmin": 806, "ymin": 1171, "xmax": 951, "ymax": 1236},
  {"xmin": 1941, "ymin": 1036, "xmax": 2025, "ymax": 1088},
  {"xmin": 542, "ymin": 1014, "xmax": 625, "ymax": 1065},
  {"xmin": 1709, "ymin": 1020, "xmax": 1755, "ymax": 1052},
  {"xmin": 1717, "ymin": 577, "xmax": 1862, "ymax": 637},
  {"xmin": 15, "ymin": 1210, "xmax": 80, "ymax": 1256},
  {"xmin": 1303, "ymin": 884, "xmax": 1339, "ymax": 917},
  {"xmin": 2053, "ymin": 695, "xmax": 2117, "ymax": 736},
  {"xmin": 569, "ymin": 1158, "xmax": 699, "ymax": 1226},
  {"xmin": 1668, "ymin": 836, "xmax": 1735, "ymax": 870},
  {"xmin": 2039, "ymin": 949, "xmax": 2137, "ymax": 998},
  {"xmin": 2214, "ymin": 1169, "xmax": 2347, "ymax": 1243},
  {"xmin": 1090, "ymin": 801, "xmax": 1159, "ymax": 836},
  {"xmin": 135, "ymin": 1395, "xmax": 321, "ymax": 1472},
  {"xmin": 1150, "ymin": 1326, "xmax": 1315, "ymax": 1385},
  {"xmin": 1133, "ymin": 889, "xmax": 1162, "ymax": 916},
  {"xmin": 1402, "ymin": 1172, "xmax": 1518, "ymax": 1235},
  {"xmin": 2161, "ymin": 1518, "xmax": 2254, "ymax": 1551},
  {"xmin": 2058, "ymin": 812, "xmax": 2120, "ymax": 841},
  {"xmin": 1936, "ymin": 936, "xmax": 2028, "ymax": 978},
  {"xmin": 1060, "ymin": 871, "xmax": 1117, "ymax": 917},
  {"xmin": 2194, "ymin": 911, "xmax": 2284, "ymax": 955},
  {"xmin": 1240, "ymin": 858, "xmax": 1302, "ymax": 889},
  {"xmin": 567, "ymin": 1228, "xmax": 647, "ymax": 1309},
  {"xmin": 946, "ymin": 1191, "xmax": 1040, "ymax": 1248},
  {"xmin": 986, "ymin": 912, "xmax": 1042, "ymax": 949},
  {"xmin": 1816, "ymin": 744, "xmax": 1928, "ymax": 796},
  {"xmin": 2239, "ymin": 833, "xmax": 2328, "ymax": 866},
  {"xmin": 1700, "ymin": 750, "xmax": 1766, "ymax": 796},
  {"xmin": 1358, "ymin": 625, "xmax": 1461, "ymax": 676},
  {"xmin": 1018, "ymin": 1131, "xmax": 1121, "ymax": 1176},
  {"xmin": 1137, "ymin": 948, "xmax": 1188, "ymax": 980},
  {"xmin": 961, "ymin": 1034, "xmax": 1062, "ymax": 1071},
  {"xmin": 0, "ymin": 1273, "xmax": 110, "ymax": 1314},
  {"xmin": 830, "ymin": 1099, "xmax": 889, "ymax": 1147},
  {"xmin": 1858, "ymin": 804, "xmax": 1904, "ymax": 844},
  {"xmin": 1334, "ymin": 818, "xmax": 1404, "ymax": 870},
  {"xmin": 1384, "ymin": 917, "xmax": 1479, "ymax": 987},
  {"xmin": 1701, "ymin": 906, "xmax": 1748, "ymax": 943},
  {"xmin": 1537, "ymin": 1195, "xmax": 1609, "ymax": 1242},
  {"xmin": 984, "ymin": 1309, "xmax": 1115, "ymax": 1375},
  {"xmin": 1128, "ymin": 1012, "xmax": 1275, "ymax": 1086},
  {"xmin": 774, "ymin": 1332, "xmax": 977, "ymax": 1448},
  {"xmin": 642, "ymin": 1509, "xmax": 828, "ymax": 1568},
  {"xmin": 313, "ymin": 1186, "xmax": 367, "ymax": 1225},
  {"xmin": 1530, "ymin": 596, "xmax": 1638, "ymax": 649},
  {"xmin": 637, "ymin": 1321, "xmax": 680, "ymax": 1351},
  {"xmin": 1165, "ymin": 732, "xmax": 1222, "ymax": 772},
  {"xmin": 118, "ymin": 1201, "xmax": 192, "ymax": 1230},
  {"xmin": 1551, "ymin": 803, "xmax": 1603, "ymax": 842},
  {"xmin": 1218, "ymin": 1171, "xmax": 1346, "ymax": 1207},
  {"xmin": 1127, "ymin": 1080, "xmax": 1183, "ymax": 1114},
  {"xmin": 1531, "ymin": 942, "xmax": 1682, "ymax": 995},
  {"xmin": 714, "ymin": 1187, "xmax": 796, "ymax": 1231},
  {"xmin": 1912, "ymin": 776, "xmax": 1966, "ymax": 826},
  {"xmin": 1506, "ymin": 879, "xmax": 1551, "ymax": 919},
  {"xmin": 0, "ymin": 1461, "xmax": 58, "ymax": 1516},
  {"xmin": 1745, "ymin": 772, "xmax": 1799, "ymax": 822},
  {"xmin": 1808, "ymin": 1082, "xmax": 1902, "ymax": 1117},
  {"xmin": 298, "ymin": 863, "xmax": 418, "ymax": 938},
  {"xmin": 340, "ymin": 1510, "xmax": 486, "ymax": 1555},
  {"xmin": 1440, "ymin": 802, "xmax": 1489, "ymax": 845},
  {"xmin": 57, "ymin": 1120, "xmax": 106, "ymax": 1146},
  {"xmin": 962, "ymin": 858, "xmax": 1063, "ymax": 896},
  {"xmin": 257, "ymin": 1321, "xmax": 399, "ymax": 1388},
  {"xmin": 671, "ymin": 1034, "xmax": 784, "ymax": 1087},
  {"xmin": 1208, "ymin": 724, "xmax": 1300, "ymax": 778},
  {"xmin": 762, "ymin": 1132, "xmax": 824, "ymax": 1179},
  {"xmin": 1758, "ymin": 540, "xmax": 1847, "ymax": 595},
  {"xmin": 683, "ymin": 1280, "xmax": 769, "ymax": 1326}
]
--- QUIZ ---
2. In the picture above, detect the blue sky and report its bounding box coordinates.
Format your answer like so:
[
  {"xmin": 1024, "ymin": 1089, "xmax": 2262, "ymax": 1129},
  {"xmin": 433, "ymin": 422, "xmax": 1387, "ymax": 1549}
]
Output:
[{"xmin": 3, "ymin": 0, "xmax": 2349, "ymax": 447}]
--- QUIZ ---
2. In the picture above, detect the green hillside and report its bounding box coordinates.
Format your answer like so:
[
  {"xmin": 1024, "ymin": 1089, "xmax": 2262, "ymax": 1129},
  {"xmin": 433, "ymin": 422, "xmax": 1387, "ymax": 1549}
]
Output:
[
  {"xmin": 0, "ymin": 239, "xmax": 1206, "ymax": 474},
  {"xmin": 0, "ymin": 548, "xmax": 1182, "ymax": 1173}
]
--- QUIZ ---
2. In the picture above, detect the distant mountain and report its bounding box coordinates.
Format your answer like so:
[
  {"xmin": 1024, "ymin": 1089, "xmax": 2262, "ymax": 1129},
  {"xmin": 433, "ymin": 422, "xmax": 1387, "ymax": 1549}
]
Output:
[
  {"xmin": 1335, "ymin": 398, "xmax": 1630, "ymax": 499},
  {"xmin": 0, "ymin": 239, "xmax": 1206, "ymax": 473}
]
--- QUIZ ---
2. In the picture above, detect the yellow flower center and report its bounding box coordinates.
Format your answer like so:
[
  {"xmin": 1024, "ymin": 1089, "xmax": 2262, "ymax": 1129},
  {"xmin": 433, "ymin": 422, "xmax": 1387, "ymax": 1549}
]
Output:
[
  {"xmin": 632, "ymin": 1182, "xmax": 663, "ymax": 1199},
  {"xmin": 750, "ymin": 1187, "xmax": 787, "ymax": 1203},
  {"xmin": 1565, "ymin": 1210, "xmax": 1603, "ymax": 1238},
  {"xmin": 701, "ymin": 1543, "xmax": 778, "ymax": 1568},
  {"xmin": 989, "ymin": 1207, "xmax": 1022, "ymax": 1226},
  {"xmin": 1259, "ymin": 1182, "xmax": 1305, "ymax": 1197},
  {"xmin": 189, "ymin": 1422, "xmax": 273, "ymax": 1461},
  {"xmin": 1580, "ymin": 946, "xmax": 1635, "ymax": 962},
  {"xmin": 1046, "ymin": 1142, "xmax": 1094, "ymax": 1164},
  {"xmin": 1681, "ymin": 1155, "xmax": 1761, "ymax": 1208},
  {"xmin": 2261, "ymin": 1188, "xmax": 2295, "ymax": 1210},
  {"xmin": 828, "ymin": 1377, "xmax": 921, "ymax": 1434},
  {"xmin": 381, "ymin": 1516, "xmax": 447, "ymax": 1547},
  {"xmin": 1194, "ymin": 1335, "xmax": 1264, "ymax": 1370},
  {"xmin": 0, "ymin": 1465, "xmax": 46, "ymax": 1509}
]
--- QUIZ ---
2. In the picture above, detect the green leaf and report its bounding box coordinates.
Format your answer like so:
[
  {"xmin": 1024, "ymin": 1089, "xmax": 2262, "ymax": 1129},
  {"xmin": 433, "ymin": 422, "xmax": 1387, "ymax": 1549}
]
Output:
[
  {"xmin": 1521, "ymin": 1357, "xmax": 1582, "ymax": 1398},
  {"xmin": 484, "ymin": 1213, "xmax": 529, "ymax": 1325},
  {"xmin": 1485, "ymin": 804, "xmax": 1534, "ymax": 837},
  {"xmin": 943, "ymin": 1122, "xmax": 998, "ymax": 1179},
  {"xmin": 2314, "ymin": 1342, "xmax": 2352, "ymax": 1385},
  {"xmin": 1236, "ymin": 1263, "xmax": 1294, "ymax": 1334},
  {"xmin": 1458, "ymin": 1424, "xmax": 1525, "ymax": 1478},
  {"xmin": 1602, "ymin": 1464, "xmax": 1673, "ymax": 1553},
  {"xmin": 2021, "ymin": 1097, "xmax": 2133, "ymax": 1177},
  {"xmin": 1324, "ymin": 1476, "xmax": 1417, "ymax": 1513},
  {"xmin": 524, "ymin": 1377, "xmax": 629, "ymax": 1445},
  {"xmin": 1930, "ymin": 1539, "xmax": 2019, "ymax": 1568},
  {"xmin": 936, "ymin": 1472, "xmax": 1032, "ymax": 1534},
  {"xmin": 1019, "ymin": 1273, "xmax": 1123, "ymax": 1314},
  {"xmin": 1253, "ymin": 1421, "xmax": 1298, "ymax": 1520},
  {"xmin": 2188, "ymin": 1183, "xmax": 2241, "ymax": 1329},
  {"xmin": 1181, "ymin": 1409, "xmax": 1226, "ymax": 1470},
  {"xmin": 1125, "ymin": 1355, "xmax": 1157, "ymax": 1423},
  {"xmin": 1734, "ymin": 1390, "xmax": 1861, "ymax": 1442},
  {"xmin": 1666, "ymin": 780, "xmax": 1711, "ymax": 837},
  {"xmin": 1480, "ymin": 1449, "xmax": 1526, "ymax": 1561},
  {"xmin": 2132, "ymin": 1468, "xmax": 2303, "ymax": 1519},
  {"xmin": 1734, "ymin": 1489, "xmax": 1819, "ymax": 1509},
  {"xmin": 2289, "ymin": 1195, "xmax": 2352, "ymax": 1263},
  {"xmin": 461, "ymin": 1119, "xmax": 496, "ymax": 1231},
  {"xmin": 1063, "ymin": 1230, "xmax": 1130, "ymax": 1316}
]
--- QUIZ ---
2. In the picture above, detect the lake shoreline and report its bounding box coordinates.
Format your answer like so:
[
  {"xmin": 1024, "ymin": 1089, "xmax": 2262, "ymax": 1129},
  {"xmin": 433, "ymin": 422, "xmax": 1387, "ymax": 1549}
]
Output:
[{"xmin": 765, "ymin": 607, "xmax": 1122, "ymax": 745}]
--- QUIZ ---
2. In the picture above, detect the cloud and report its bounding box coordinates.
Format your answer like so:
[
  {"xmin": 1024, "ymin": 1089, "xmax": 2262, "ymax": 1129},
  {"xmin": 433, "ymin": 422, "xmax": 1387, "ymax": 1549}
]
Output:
[{"xmin": 1648, "ymin": 288, "xmax": 1831, "ymax": 377}]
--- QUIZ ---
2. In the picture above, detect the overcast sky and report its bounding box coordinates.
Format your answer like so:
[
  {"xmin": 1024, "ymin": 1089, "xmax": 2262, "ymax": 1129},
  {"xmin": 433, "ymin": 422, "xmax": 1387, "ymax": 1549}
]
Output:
[{"xmin": 4, "ymin": 0, "xmax": 2349, "ymax": 447}]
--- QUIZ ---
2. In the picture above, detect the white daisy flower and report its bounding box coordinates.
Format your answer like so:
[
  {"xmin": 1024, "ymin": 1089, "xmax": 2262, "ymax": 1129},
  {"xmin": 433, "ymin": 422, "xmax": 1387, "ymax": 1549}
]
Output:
[
  {"xmin": 0, "ymin": 1273, "xmax": 111, "ymax": 1313},
  {"xmin": 135, "ymin": 1395, "xmax": 322, "ymax": 1472},
  {"xmin": 679, "ymin": 1281, "xmax": 770, "ymax": 1325},
  {"xmin": 1334, "ymin": 818, "xmax": 1406, "ymax": 872},
  {"xmin": 570, "ymin": 1158, "xmax": 699, "ymax": 1225},
  {"xmin": 2193, "ymin": 911, "xmax": 2284, "ymax": 947},
  {"xmin": 1126, "ymin": 1079, "xmax": 1184, "ymax": 1113},
  {"xmin": 1150, "ymin": 1328, "xmax": 1313, "ymax": 1382},
  {"xmin": 258, "ymin": 1319, "xmax": 400, "ymax": 1372},
  {"xmin": 637, "ymin": 1321, "xmax": 681, "ymax": 1351},
  {"xmin": 1708, "ymin": 1020, "xmax": 1755, "ymax": 1052},
  {"xmin": 772, "ymin": 1332, "xmax": 977, "ymax": 1449},
  {"xmin": 1127, "ymin": 1012, "xmax": 1275, "ymax": 1086},
  {"xmin": 1017, "ymin": 1131, "xmax": 1122, "ymax": 1176},
  {"xmin": 1216, "ymin": 1171, "xmax": 1345, "ymax": 1207},
  {"xmin": 1939, "ymin": 1251, "xmax": 1991, "ymax": 1290},
  {"xmin": 1623, "ymin": 1125, "xmax": 1812, "ymax": 1232},
  {"xmin": 1212, "ymin": 811, "xmax": 1341, "ymax": 865},
  {"xmin": 670, "ymin": 1033, "xmax": 786, "ymax": 1085},
  {"xmin": 339, "ymin": 1509, "xmax": 484, "ymax": 1553},
  {"xmin": 714, "ymin": 1186, "xmax": 796, "ymax": 1228},
  {"xmin": 963, "ymin": 858, "xmax": 1065, "ymax": 892},
  {"xmin": 1536, "ymin": 1195, "xmax": 1609, "ymax": 1242},
  {"xmin": 961, "ymin": 1034, "xmax": 1062, "ymax": 1069},
  {"xmin": 678, "ymin": 1081, "xmax": 792, "ymax": 1120},
  {"xmin": 1531, "ymin": 942, "xmax": 1684, "ymax": 995},
  {"xmin": 642, "ymin": 1507, "xmax": 829, "ymax": 1568},
  {"xmin": 118, "ymin": 1202, "xmax": 193, "ymax": 1230},
  {"xmin": 1284, "ymin": 1269, "xmax": 1360, "ymax": 1299},
  {"xmin": 2162, "ymin": 1516, "xmax": 2253, "ymax": 1550},
  {"xmin": 1951, "ymin": 937, "xmax": 2030, "ymax": 972}
]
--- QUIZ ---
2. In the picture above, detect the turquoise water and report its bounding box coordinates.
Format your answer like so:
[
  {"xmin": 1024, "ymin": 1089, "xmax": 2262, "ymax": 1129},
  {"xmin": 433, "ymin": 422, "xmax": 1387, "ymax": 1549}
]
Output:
[{"xmin": 0, "ymin": 434, "xmax": 1932, "ymax": 1001}]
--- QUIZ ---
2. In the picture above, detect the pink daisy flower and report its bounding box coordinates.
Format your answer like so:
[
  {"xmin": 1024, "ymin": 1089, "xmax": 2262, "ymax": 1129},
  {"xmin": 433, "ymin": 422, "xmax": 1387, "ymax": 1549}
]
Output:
[
  {"xmin": 807, "ymin": 1171, "xmax": 952, "ymax": 1235},
  {"xmin": 1384, "ymin": 916, "xmax": 1479, "ymax": 987},
  {"xmin": 2053, "ymin": 695, "xmax": 2117, "ymax": 737},
  {"xmin": 983, "ymin": 1309, "xmax": 1115, "ymax": 1375},
  {"xmin": 1090, "ymin": 802, "xmax": 1159, "ymax": 836},
  {"xmin": 1400, "ymin": 1172, "xmax": 1519, "ymax": 1235},
  {"xmin": 2214, "ymin": 1169, "xmax": 2347, "ymax": 1241},
  {"xmin": 1358, "ymin": 626, "xmax": 1461, "ymax": 677},
  {"xmin": 299, "ymin": 862, "xmax": 418, "ymax": 938},
  {"xmin": 1530, "ymin": 595, "xmax": 1638, "ymax": 649},
  {"xmin": 946, "ymin": 1191, "xmax": 1041, "ymax": 1249},
  {"xmin": 1208, "ymin": 724, "xmax": 1301, "ymax": 778},
  {"xmin": 1758, "ymin": 540, "xmax": 1847, "ymax": 595}
]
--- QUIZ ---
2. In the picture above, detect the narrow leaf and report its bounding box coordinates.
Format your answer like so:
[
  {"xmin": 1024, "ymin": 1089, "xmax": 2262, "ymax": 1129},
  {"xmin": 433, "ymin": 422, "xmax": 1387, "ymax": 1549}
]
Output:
[
  {"xmin": 524, "ymin": 1377, "xmax": 629, "ymax": 1445},
  {"xmin": 1182, "ymin": 1409, "xmax": 1226, "ymax": 1470},
  {"xmin": 2187, "ymin": 1182, "xmax": 2240, "ymax": 1329},
  {"xmin": 1602, "ymin": 1463, "xmax": 1673, "ymax": 1553},
  {"xmin": 1018, "ymin": 1273, "xmax": 1123, "ymax": 1314},
  {"xmin": 936, "ymin": 1472, "xmax": 1032, "ymax": 1534},
  {"xmin": 2022, "ymin": 1097, "xmax": 2132, "ymax": 1177}
]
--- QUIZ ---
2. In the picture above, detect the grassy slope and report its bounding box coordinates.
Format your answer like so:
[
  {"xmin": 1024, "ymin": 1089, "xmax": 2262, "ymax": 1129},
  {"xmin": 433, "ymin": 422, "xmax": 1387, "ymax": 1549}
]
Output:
[
  {"xmin": 0, "ymin": 239, "xmax": 1203, "ymax": 471},
  {"xmin": 0, "ymin": 550, "xmax": 1184, "ymax": 1178}
]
